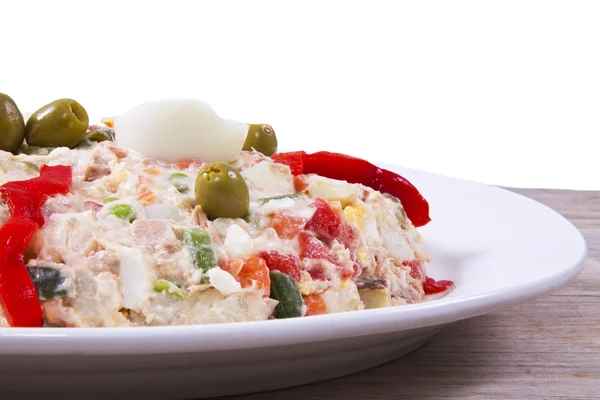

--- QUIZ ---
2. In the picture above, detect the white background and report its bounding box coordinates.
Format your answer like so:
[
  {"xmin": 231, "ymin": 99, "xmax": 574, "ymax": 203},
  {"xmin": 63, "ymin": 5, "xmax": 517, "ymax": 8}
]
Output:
[{"xmin": 2, "ymin": 0, "xmax": 599, "ymax": 189}]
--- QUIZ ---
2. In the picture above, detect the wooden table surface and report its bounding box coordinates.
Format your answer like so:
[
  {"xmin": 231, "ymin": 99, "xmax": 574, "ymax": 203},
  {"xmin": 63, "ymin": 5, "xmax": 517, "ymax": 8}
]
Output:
[{"xmin": 227, "ymin": 188, "xmax": 600, "ymax": 400}]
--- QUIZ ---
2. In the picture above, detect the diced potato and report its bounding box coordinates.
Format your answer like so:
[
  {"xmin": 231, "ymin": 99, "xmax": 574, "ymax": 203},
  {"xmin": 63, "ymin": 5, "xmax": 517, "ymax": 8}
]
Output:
[
  {"xmin": 359, "ymin": 287, "xmax": 392, "ymax": 309},
  {"xmin": 305, "ymin": 175, "xmax": 361, "ymax": 207}
]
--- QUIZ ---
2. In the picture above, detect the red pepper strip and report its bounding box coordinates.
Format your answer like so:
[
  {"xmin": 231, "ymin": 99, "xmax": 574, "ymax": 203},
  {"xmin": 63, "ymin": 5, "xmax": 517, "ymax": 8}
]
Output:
[
  {"xmin": 0, "ymin": 165, "xmax": 73, "ymax": 327},
  {"xmin": 0, "ymin": 165, "xmax": 73, "ymax": 226},
  {"xmin": 305, "ymin": 198, "xmax": 354, "ymax": 248},
  {"xmin": 298, "ymin": 231, "xmax": 335, "ymax": 263},
  {"xmin": 271, "ymin": 151, "xmax": 305, "ymax": 176},
  {"xmin": 271, "ymin": 151, "xmax": 431, "ymax": 227},
  {"xmin": 0, "ymin": 217, "xmax": 42, "ymax": 327}
]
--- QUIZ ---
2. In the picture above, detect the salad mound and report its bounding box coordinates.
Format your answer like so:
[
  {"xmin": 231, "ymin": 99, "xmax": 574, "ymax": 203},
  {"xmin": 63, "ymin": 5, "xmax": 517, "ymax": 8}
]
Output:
[{"xmin": 0, "ymin": 94, "xmax": 453, "ymax": 328}]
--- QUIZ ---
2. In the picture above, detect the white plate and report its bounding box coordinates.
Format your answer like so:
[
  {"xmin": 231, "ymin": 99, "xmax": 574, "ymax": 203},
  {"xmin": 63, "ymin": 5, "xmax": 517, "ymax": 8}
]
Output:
[{"xmin": 0, "ymin": 163, "xmax": 587, "ymax": 400}]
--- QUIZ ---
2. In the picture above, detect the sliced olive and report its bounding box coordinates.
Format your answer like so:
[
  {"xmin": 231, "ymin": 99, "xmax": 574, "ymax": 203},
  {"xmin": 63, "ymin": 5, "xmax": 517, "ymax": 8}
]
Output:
[
  {"xmin": 269, "ymin": 271, "xmax": 303, "ymax": 318},
  {"xmin": 242, "ymin": 124, "xmax": 278, "ymax": 156},
  {"xmin": 18, "ymin": 145, "xmax": 55, "ymax": 155},
  {"xmin": 195, "ymin": 162, "xmax": 249, "ymax": 220},
  {"xmin": 82, "ymin": 127, "xmax": 115, "ymax": 143},
  {"xmin": 0, "ymin": 93, "xmax": 25, "ymax": 153},
  {"xmin": 27, "ymin": 266, "xmax": 70, "ymax": 300},
  {"xmin": 26, "ymin": 98, "xmax": 89, "ymax": 148}
]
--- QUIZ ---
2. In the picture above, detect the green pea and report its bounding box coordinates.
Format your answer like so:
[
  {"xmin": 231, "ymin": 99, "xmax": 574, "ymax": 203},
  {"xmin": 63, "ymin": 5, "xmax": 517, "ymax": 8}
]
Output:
[
  {"xmin": 169, "ymin": 172, "xmax": 188, "ymax": 179},
  {"xmin": 109, "ymin": 204, "xmax": 135, "ymax": 222},
  {"xmin": 153, "ymin": 279, "xmax": 187, "ymax": 300},
  {"xmin": 169, "ymin": 172, "xmax": 189, "ymax": 194},
  {"xmin": 103, "ymin": 197, "xmax": 119, "ymax": 203}
]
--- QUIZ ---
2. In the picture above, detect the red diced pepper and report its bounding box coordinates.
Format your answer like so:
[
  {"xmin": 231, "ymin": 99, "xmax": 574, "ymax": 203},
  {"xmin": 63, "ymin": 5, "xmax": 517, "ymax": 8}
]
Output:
[
  {"xmin": 270, "ymin": 151, "xmax": 306, "ymax": 176},
  {"xmin": 422, "ymin": 277, "xmax": 454, "ymax": 294},
  {"xmin": 260, "ymin": 251, "xmax": 302, "ymax": 282},
  {"xmin": 305, "ymin": 198, "xmax": 353, "ymax": 247},
  {"xmin": 299, "ymin": 231, "xmax": 334, "ymax": 263},
  {"xmin": 403, "ymin": 259, "xmax": 425, "ymax": 281}
]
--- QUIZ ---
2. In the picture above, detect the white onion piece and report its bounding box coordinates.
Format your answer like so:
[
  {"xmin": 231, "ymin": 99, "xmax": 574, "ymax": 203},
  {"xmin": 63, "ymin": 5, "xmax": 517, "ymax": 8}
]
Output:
[{"xmin": 114, "ymin": 99, "xmax": 248, "ymax": 163}]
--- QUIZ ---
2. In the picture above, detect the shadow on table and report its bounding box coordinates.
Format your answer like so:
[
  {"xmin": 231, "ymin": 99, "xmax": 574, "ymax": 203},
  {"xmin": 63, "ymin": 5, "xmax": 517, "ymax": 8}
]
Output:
[{"xmin": 223, "ymin": 317, "xmax": 493, "ymax": 400}]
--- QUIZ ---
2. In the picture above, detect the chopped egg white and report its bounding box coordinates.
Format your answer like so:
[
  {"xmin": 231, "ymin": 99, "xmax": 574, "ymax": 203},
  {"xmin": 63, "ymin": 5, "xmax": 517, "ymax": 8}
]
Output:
[
  {"xmin": 224, "ymin": 224, "xmax": 254, "ymax": 259},
  {"xmin": 117, "ymin": 247, "xmax": 155, "ymax": 311},
  {"xmin": 208, "ymin": 267, "xmax": 242, "ymax": 295},
  {"xmin": 114, "ymin": 99, "xmax": 248, "ymax": 163}
]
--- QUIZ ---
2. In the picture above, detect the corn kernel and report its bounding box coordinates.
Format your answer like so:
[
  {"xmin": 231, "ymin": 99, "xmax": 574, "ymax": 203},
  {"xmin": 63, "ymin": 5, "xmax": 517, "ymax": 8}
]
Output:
[
  {"xmin": 344, "ymin": 206, "xmax": 365, "ymax": 231},
  {"xmin": 357, "ymin": 248, "xmax": 368, "ymax": 265}
]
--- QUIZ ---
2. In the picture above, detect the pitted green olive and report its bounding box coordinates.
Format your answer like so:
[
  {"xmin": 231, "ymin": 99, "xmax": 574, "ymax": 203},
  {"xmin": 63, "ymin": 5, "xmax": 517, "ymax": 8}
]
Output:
[
  {"xmin": 26, "ymin": 99, "xmax": 89, "ymax": 148},
  {"xmin": 242, "ymin": 124, "xmax": 278, "ymax": 156},
  {"xmin": 195, "ymin": 162, "xmax": 249, "ymax": 220}
]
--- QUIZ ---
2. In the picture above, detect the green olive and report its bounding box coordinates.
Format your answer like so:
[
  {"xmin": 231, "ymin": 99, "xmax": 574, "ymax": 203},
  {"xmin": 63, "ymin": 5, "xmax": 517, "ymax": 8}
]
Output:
[
  {"xmin": 195, "ymin": 162, "xmax": 249, "ymax": 220},
  {"xmin": 242, "ymin": 124, "xmax": 278, "ymax": 156},
  {"xmin": 82, "ymin": 127, "xmax": 115, "ymax": 143},
  {"xmin": 0, "ymin": 93, "xmax": 26, "ymax": 153},
  {"xmin": 26, "ymin": 99, "xmax": 89, "ymax": 148}
]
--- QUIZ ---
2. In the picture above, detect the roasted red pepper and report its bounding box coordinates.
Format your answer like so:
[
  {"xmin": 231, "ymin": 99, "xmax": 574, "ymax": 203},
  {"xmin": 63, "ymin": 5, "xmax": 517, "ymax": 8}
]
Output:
[
  {"xmin": 260, "ymin": 251, "xmax": 302, "ymax": 282},
  {"xmin": 0, "ymin": 164, "xmax": 73, "ymax": 327},
  {"xmin": 271, "ymin": 151, "xmax": 431, "ymax": 227},
  {"xmin": 1, "ymin": 165, "xmax": 73, "ymax": 226},
  {"xmin": 0, "ymin": 217, "xmax": 42, "ymax": 327},
  {"xmin": 422, "ymin": 277, "xmax": 454, "ymax": 294},
  {"xmin": 299, "ymin": 231, "xmax": 335, "ymax": 263},
  {"xmin": 305, "ymin": 198, "xmax": 354, "ymax": 248}
]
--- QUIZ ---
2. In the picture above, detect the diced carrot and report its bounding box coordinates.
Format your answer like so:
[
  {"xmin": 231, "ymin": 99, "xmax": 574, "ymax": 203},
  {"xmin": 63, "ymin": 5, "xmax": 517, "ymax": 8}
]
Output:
[
  {"xmin": 294, "ymin": 175, "xmax": 309, "ymax": 193},
  {"xmin": 238, "ymin": 256, "xmax": 271, "ymax": 297},
  {"xmin": 101, "ymin": 117, "xmax": 115, "ymax": 128},
  {"xmin": 143, "ymin": 167, "xmax": 161, "ymax": 176},
  {"xmin": 303, "ymin": 293, "xmax": 327, "ymax": 316},
  {"xmin": 137, "ymin": 189, "xmax": 157, "ymax": 205},
  {"xmin": 219, "ymin": 258, "xmax": 244, "ymax": 277},
  {"xmin": 270, "ymin": 213, "xmax": 305, "ymax": 239},
  {"xmin": 108, "ymin": 146, "xmax": 127, "ymax": 159},
  {"xmin": 176, "ymin": 159, "xmax": 203, "ymax": 170}
]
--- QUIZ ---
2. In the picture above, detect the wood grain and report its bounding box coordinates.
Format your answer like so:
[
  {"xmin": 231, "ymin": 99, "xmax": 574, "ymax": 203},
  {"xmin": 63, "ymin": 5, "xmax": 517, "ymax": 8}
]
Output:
[{"xmin": 226, "ymin": 189, "xmax": 600, "ymax": 400}]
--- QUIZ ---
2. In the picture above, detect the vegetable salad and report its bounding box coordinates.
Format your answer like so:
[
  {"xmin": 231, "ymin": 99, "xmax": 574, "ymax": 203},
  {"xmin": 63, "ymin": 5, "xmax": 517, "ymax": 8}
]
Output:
[{"xmin": 0, "ymin": 94, "xmax": 453, "ymax": 327}]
